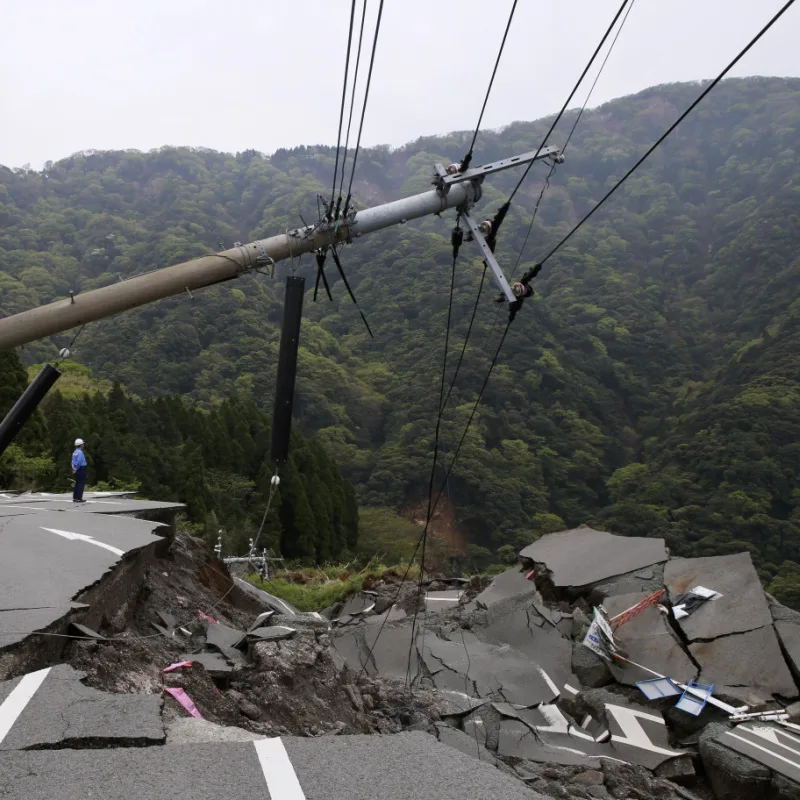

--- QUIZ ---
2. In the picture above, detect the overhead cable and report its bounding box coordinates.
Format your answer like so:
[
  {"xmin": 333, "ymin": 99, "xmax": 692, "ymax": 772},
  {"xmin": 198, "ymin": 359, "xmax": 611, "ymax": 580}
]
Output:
[
  {"xmin": 459, "ymin": 0, "xmax": 519, "ymax": 172},
  {"xmin": 336, "ymin": 0, "xmax": 369, "ymax": 214},
  {"xmin": 364, "ymin": 268, "xmax": 513, "ymax": 683},
  {"xmin": 328, "ymin": 0, "xmax": 358, "ymax": 219},
  {"xmin": 440, "ymin": 263, "xmax": 487, "ymax": 415},
  {"xmin": 405, "ymin": 222, "xmax": 464, "ymax": 681},
  {"xmin": 501, "ymin": 0, "xmax": 634, "ymax": 287},
  {"xmin": 535, "ymin": 0, "xmax": 797, "ymax": 270},
  {"xmin": 562, "ymin": 0, "xmax": 638, "ymax": 154},
  {"xmin": 427, "ymin": 318, "xmax": 513, "ymax": 524},
  {"xmin": 344, "ymin": 0, "xmax": 386, "ymax": 212},
  {"xmin": 506, "ymin": 0, "xmax": 632, "ymax": 205}
]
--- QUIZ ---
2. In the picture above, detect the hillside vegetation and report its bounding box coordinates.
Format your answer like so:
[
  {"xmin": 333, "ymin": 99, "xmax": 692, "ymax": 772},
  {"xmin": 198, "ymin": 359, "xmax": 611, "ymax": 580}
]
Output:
[{"xmin": 1, "ymin": 77, "xmax": 799, "ymax": 598}]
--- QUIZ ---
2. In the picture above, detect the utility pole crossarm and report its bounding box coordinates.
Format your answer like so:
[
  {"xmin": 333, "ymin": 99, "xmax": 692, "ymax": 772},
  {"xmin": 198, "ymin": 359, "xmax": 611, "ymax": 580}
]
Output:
[{"xmin": 0, "ymin": 147, "xmax": 564, "ymax": 351}]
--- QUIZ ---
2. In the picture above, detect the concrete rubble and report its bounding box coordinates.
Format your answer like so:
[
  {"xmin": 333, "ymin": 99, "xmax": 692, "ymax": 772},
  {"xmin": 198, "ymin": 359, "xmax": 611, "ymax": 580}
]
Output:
[{"xmin": 3, "ymin": 507, "xmax": 800, "ymax": 798}]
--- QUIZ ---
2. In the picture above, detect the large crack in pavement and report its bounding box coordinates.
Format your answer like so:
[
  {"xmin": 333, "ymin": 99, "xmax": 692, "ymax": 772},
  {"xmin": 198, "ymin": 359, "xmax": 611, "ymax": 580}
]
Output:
[{"xmin": 8, "ymin": 517, "xmax": 800, "ymax": 799}]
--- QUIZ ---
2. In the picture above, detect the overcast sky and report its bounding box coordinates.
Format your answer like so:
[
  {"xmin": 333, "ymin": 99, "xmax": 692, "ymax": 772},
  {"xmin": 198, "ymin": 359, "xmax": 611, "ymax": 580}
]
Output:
[{"xmin": 1, "ymin": 0, "xmax": 798, "ymax": 169}]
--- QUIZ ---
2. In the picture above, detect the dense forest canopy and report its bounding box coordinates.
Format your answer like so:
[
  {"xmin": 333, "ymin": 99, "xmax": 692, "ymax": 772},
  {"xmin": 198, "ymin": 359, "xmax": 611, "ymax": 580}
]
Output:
[{"xmin": 1, "ymin": 77, "xmax": 799, "ymax": 598}]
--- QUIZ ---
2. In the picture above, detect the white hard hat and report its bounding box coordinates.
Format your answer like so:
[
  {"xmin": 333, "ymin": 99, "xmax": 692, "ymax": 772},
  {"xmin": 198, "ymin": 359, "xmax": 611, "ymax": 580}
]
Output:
[{"xmin": 74, "ymin": 438, "xmax": 84, "ymax": 446}]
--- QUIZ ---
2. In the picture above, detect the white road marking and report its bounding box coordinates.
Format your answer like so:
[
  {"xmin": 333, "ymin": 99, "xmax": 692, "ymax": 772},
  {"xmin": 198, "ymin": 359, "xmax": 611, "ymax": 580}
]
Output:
[
  {"xmin": 726, "ymin": 731, "xmax": 800, "ymax": 771},
  {"xmin": 0, "ymin": 667, "xmax": 50, "ymax": 745},
  {"xmin": 535, "ymin": 704, "xmax": 595, "ymax": 742},
  {"xmin": 254, "ymin": 738, "xmax": 306, "ymax": 799},
  {"xmin": 537, "ymin": 667, "xmax": 560, "ymax": 697},
  {"xmin": 606, "ymin": 704, "xmax": 686, "ymax": 756},
  {"xmin": 564, "ymin": 683, "xmax": 579, "ymax": 695},
  {"xmin": 40, "ymin": 527, "xmax": 125, "ymax": 557}
]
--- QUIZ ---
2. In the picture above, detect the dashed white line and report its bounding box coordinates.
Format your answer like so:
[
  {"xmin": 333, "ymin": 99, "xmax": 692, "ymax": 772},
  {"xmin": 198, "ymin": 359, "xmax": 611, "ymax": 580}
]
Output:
[
  {"xmin": 0, "ymin": 667, "xmax": 50, "ymax": 745},
  {"xmin": 254, "ymin": 738, "xmax": 306, "ymax": 799}
]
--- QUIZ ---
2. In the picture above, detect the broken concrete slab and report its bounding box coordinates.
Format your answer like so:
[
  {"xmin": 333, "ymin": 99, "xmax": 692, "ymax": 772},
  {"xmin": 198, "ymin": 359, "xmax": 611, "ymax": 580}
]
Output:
[
  {"xmin": 690, "ymin": 625, "xmax": 798, "ymax": 703},
  {"xmin": 365, "ymin": 605, "xmax": 407, "ymax": 625},
  {"xmin": 591, "ymin": 563, "xmax": 666, "ymax": 602},
  {"xmin": 68, "ymin": 623, "xmax": 106, "ymax": 640},
  {"xmin": 0, "ymin": 664, "xmax": 164, "ymax": 750},
  {"xmin": 433, "ymin": 690, "xmax": 488, "ymax": 716},
  {"xmin": 776, "ymin": 622, "xmax": 800, "ymax": 681},
  {"xmin": 701, "ymin": 721, "xmax": 800, "ymax": 800},
  {"xmin": 769, "ymin": 596, "xmax": 800, "ymax": 626},
  {"xmin": 423, "ymin": 631, "xmax": 562, "ymax": 707},
  {"xmin": 435, "ymin": 721, "xmax": 498, "ymax": 765},
  {"xmin": 338, "ymin": 594, "xmax": 376, "ymax": 617},
  {"xmin": 603, "ymin": 591, "xmax": 697, "ymax": 687},
  {"xmin": 474, "ymin": 568, "xmax": 535, "ymax": 609},
  {"xmin": 178, "ymin": 652, "xmax": 235, "ymax": 676},
  {"xmin": 603, "ymin": 700, "xmax": 686, "ymax": 770},
  {"xmin": 497, "ymin": 711, "xmax": 606, "ymax": 767},
  {"xmin": 362, "ymin": 625, "xmax": 418, "ymax": 681},
  {"xmin": 233, "ymin": 577, "xmax": 301, "ymax": 616},
  {"xmin": 664, "ymin": 553, "xmax": 771, "ymax": 641},
  {"xmin": 246, "ymin": 610, "xmax": 275, "ymax": 633},
  {"xmin": 478, "ymin": 598, "xmax": 577, "ymax": 697},
  {"xmin": 247, "ymin": 625, "xmax": 296, "ymax": 641},
  {"xmin": 575, "ymin": 689, "xmax": 688, "ymax": 770},
  {"xmin": 519, "ymin": 527, "xmax": 668, "ymax": 589},
  {"xmin": 0, "ymin": 605, "xmax": 74, "ymax": 649},
  {"xmin": 206, "ymin": 621, "xmax": 246, "ymax": 652}
]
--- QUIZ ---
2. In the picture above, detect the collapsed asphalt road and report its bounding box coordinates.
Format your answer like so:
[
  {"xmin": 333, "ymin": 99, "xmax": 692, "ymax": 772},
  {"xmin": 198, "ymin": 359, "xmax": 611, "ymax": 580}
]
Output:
[{"xmin": 3, "ymin": 501, "xmax": 800, "ymax": 799}]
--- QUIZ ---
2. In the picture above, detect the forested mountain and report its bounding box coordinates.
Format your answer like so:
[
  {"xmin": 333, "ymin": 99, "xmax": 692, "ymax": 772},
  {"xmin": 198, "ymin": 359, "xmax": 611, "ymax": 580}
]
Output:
[{"xmin": 1, "ymin": 77, "xmax": 798, "ymax": 596}]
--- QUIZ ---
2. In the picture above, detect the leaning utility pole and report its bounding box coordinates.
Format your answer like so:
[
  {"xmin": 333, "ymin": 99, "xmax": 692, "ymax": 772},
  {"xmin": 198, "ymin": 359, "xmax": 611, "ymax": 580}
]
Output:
[{"xmin": 0, "ymin": 147, "xmax": 563, "ymax": 351}]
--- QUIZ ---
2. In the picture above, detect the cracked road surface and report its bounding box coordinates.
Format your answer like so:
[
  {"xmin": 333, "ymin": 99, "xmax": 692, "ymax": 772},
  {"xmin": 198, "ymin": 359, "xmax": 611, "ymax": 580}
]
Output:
[
  {"xmin": 0, "ymin": 497, "xmax": 175, "ymax": 647},
  {"xmin": 0, "ymin": 664, "xmax": 164, "ymax": 750},
  {"xmin": 0, "ymin": 670, "xmax": 545, "ymax": 800}
]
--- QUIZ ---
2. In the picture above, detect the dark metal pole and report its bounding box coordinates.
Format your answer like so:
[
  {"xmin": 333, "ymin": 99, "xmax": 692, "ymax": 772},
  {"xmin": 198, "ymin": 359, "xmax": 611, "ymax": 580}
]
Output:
[
  {"xmin": 270, "ymin": 277, "xmax": 305, "ymax": 466},
  {"xmin": 0, "ymin": 364, "xmax": 61, "ymax": 457}
]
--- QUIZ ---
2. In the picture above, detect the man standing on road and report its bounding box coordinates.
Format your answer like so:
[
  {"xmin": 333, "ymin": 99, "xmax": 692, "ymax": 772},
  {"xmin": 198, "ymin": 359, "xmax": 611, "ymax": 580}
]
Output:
[{"xmin": 72, "ymin": 438, "xmax": 87, "ymax": 503}]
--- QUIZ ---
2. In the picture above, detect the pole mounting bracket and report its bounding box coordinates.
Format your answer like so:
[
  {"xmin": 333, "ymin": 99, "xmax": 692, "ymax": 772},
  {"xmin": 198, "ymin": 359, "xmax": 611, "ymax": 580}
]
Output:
[{"xmin": 461, "ymin": 209, "xmax": 516, "ymax": 304}]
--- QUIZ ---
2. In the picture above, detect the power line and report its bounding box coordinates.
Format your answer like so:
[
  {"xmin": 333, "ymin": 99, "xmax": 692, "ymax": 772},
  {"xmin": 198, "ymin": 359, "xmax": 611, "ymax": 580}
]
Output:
[
  {"xmin": 344, "ymin": 0, "xmax": 385, "ymax": 212},
  {"xmin": 440, "ymin": 263, "xmax": 487, "ymax": 415},
  {"xmin": 511, "ymin": 164, "xmax": 555, "ymax": 280},
  {"xmin": 535, "ymin": 0, "xmax": 797, "ymax": 271},
  {"xmin": 328, "ymin": 0, "xmax": 358, "ymax": 219},
  {"xmin": 405, "ymin": 222, "xmax": 464, "ymax": 681},
  {"xmin": 361, "ymin": 316, "xmax": 514, "ymax": 682},
  {"xmin": 459, "ymin": 0, "xmax": 519, "ymax": 172},
  {"xmin": 427, "ymin": 318, "xmax": 513, "ymax": 524},
  {"xmin": 336, "ymin": 0, "xmax": 369, "ymax": 214},
  {"xmin": 506, "ymin": 0, "xmax": 632, "ymax": 205},
  {"xmin": 562, "ymin": 0, "xmax": 637, "ymax": 154},
  {"xmin": 477, "ymin": 0, "xmax": 632, "ymax": 358}
]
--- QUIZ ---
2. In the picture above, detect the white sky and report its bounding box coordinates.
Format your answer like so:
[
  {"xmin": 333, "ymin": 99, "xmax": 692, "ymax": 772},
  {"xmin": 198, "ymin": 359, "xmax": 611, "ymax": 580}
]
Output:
[{"xmin": 1, "ymin": 0, "xmax": 798, "ymax": 169}]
